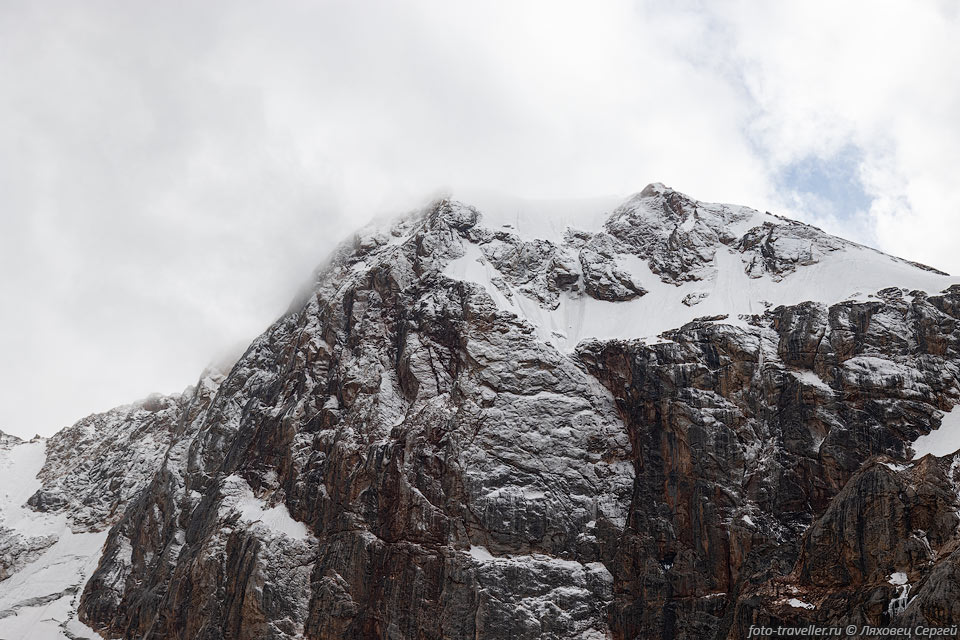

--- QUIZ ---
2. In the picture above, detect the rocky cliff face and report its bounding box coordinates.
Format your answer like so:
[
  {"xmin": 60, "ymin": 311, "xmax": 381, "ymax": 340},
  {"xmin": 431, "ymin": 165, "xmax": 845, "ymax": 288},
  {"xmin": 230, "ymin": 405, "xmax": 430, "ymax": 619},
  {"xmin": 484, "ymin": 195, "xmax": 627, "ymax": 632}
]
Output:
[
  {"xmin": 0, "ymin": 371, "xmax": 226, "ymax": 639},
  {"xmin": 1, "ymin": 184, "xmax": 959, "ymax": 640}
]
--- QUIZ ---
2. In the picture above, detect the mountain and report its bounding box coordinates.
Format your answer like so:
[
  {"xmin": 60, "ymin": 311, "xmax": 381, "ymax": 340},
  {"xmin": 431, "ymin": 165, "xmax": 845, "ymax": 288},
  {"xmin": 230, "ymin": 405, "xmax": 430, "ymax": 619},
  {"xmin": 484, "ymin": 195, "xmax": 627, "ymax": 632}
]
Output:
[{"xmin": 1, "ymin": 183, "xmax": 959, "ymax": 640}]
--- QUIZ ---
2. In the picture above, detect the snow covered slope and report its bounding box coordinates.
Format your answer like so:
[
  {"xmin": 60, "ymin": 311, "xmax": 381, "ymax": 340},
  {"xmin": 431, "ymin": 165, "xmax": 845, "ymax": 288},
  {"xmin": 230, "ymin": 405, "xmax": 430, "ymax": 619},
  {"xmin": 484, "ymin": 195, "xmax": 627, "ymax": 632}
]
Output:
[
  {"xmin": 0, "ymin": 435, "xmax": 106, "ymax": 639},
  {"xmin": 443, "ymin": 183, "xmax": 954, "ymax": 350}
]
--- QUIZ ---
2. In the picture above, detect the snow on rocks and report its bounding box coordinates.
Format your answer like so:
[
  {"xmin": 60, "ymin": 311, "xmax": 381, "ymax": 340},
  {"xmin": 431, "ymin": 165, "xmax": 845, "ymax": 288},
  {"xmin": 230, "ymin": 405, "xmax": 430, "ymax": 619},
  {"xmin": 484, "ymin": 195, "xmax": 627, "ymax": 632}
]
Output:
[
  {"xmin": 0, "ymin": 528, "xmax": 107, "ymax": 640},
  {"xmin": 888, "ymin": 577, "xmax": 912, "ymax": 619},
  {"xmin": 460, "ymin": 545, "xmax": 615, "ymax": 639},
  {"xmin": 0, "ymin": 439, "xmax": 47, "ymax": 536},
  {"xmin": 0, "ymin": 439, "xmax": 59, "ymax": 583},
  {"xmin": 789, "ymin": 369, "xmax": 835, "ymax": 393},
  {"xmin": 882, "ymin": 462, "xmax": 912, "ymax": 472},
  {"xmin": 220, "ymin": 474, "xmax": 311, "ymax": 541},
  {"xmin": 442, "ymin": 183, "xmax": 957, "ymax": 352},
  {"xmin": 29, "ymin": 395, "xmax": 182, "ymax": 531},
  {"xmin": 0, "ymin": 436, "xmax": 109, "ymax": 639},
  {"xmin": 0, "ymin": 371, "xmax": 229, "ymax": 640},
  {"xmin": 889, "ymin": 571, "xmax": 909, "ymax": 586},
  {"xmin": 0, "ymin": 431, "xmax": 21, "ymax": 448},
  {"xmin": 786, "ymin": 598, "xmax": 815, "ymax": 610}
]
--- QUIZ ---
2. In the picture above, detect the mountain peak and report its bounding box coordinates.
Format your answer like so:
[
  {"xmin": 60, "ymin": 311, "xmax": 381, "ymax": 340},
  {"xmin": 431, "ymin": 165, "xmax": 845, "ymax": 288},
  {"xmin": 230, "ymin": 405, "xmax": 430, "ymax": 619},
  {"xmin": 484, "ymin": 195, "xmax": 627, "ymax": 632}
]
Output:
[
  {"xmin": 0, "ymin": 429, "xmax": 22, "ymax": 447},
  {"xmin": 638, "ymin": 181, "xmax": 672, "ymax": 197},
  {"xmin": 420, "ymin": 186, "xmax": 956, "ymax": 349},
  {"xmin": 324, "ymin": 186, "xmax": 956, "ymax": 353},
  {"xmin": 2, "ymin": 185, "xmax": 960, "ymax": 640}
]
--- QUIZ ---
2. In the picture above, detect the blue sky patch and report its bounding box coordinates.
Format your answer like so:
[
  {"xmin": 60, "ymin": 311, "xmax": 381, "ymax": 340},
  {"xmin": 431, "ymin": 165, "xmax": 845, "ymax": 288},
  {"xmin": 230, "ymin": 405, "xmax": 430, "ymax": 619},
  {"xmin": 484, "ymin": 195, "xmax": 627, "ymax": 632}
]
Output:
[{"xmin": 777, "ymin": 146, "xmax": 873, "ymax": 218}]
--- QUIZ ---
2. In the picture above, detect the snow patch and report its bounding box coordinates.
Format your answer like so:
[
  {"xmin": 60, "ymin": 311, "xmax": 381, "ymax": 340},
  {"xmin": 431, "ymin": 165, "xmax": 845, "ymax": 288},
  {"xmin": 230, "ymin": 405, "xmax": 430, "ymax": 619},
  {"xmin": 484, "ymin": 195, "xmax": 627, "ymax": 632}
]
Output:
[
  {"xmin": 912, "ymin": 405, "xmax": 960, "ymax": 459},
  {"xmin": 220, "ymin": 474, "xmax": 311, "ymax": 541},
  {"xmin": 464, "ymin": 546, "xmax": 588, "ymax": 572},
  {"xmin": 0, "ymin": 438, "xmax": 121, "ymax": 639},
  {"xmin": 0, "ymin": 440, "xmax": 48, "ymax": 536},
  {"xmin": 468, "ymin": 545, "xmax": 495, "ymax": 562},
  {"xmin": 789, "ymin": 369, "xmax": 834, "ymax": 393},
  {"xmin": 889, "ymin": 572, "xmax": 908, "ymax": 586},
  {"xmin": 786, "ymin": 598, "xmax": 815, "ymax": 610},
  {"xmin": 0, "ymin": 439, "xmax": 111, "ymax": 639},
  {"xmin": 0, "ymin": 529, "xmax": 107, "ymax": 635},
  {"xmin": 882, "ymin": 462, "xmax": 911, "ymax": 472},
  {"xmin": 443, "ymin": 242, "xmax": 516, "ymax": 312}
]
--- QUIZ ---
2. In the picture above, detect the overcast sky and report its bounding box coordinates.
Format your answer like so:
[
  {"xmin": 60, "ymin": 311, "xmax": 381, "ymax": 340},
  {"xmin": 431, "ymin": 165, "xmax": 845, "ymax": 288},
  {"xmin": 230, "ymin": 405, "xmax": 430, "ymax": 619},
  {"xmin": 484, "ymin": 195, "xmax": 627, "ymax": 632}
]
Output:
[{"xmin": 2, "ymin": 1, "xmax": 958, "ymax": 437}]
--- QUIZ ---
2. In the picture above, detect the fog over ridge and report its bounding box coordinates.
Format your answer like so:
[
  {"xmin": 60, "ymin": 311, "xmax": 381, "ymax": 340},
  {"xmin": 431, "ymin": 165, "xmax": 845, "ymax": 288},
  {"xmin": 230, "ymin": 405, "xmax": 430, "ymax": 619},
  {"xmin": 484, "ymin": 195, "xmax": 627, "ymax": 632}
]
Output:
[{"xmin": 2, "ymin": 0, "xmax": 958, "ymax": 437}]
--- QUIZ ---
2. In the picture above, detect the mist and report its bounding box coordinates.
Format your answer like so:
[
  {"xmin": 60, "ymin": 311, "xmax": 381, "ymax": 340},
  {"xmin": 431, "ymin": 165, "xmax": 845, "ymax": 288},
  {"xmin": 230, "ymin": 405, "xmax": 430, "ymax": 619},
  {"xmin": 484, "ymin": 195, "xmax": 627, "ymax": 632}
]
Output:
[{"xmin": 2, "ymin": 0, "xmax": 959, "ymax": 437}]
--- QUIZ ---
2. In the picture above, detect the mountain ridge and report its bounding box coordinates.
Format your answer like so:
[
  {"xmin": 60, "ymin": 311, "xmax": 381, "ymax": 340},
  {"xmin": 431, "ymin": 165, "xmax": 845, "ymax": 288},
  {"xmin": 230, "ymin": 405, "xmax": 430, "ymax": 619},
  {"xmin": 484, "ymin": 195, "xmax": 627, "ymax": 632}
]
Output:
[{"xmin": 1, "ymin": 184, "xmax": 959, "ymax": 639}]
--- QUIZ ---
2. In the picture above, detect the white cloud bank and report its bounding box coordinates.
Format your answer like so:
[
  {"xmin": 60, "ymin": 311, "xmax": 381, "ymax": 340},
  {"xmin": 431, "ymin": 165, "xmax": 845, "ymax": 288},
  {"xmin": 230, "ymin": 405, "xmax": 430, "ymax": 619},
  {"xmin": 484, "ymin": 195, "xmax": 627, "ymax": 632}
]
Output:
[{"xmin": 0, "ymin": 0, "xmax": 957, "ymax": 436}]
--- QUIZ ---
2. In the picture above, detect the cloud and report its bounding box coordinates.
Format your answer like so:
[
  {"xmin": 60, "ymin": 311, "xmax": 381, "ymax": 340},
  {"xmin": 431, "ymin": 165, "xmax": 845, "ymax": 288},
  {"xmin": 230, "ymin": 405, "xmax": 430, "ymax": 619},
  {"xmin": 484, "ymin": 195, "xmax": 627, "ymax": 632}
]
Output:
[
  {"xmin": 0, "ymin": 0, "xmax": 957, "ymax": 436},
  {"xmin": 708, "ymin": 0, "xmax": 960, "ymax": 270}
]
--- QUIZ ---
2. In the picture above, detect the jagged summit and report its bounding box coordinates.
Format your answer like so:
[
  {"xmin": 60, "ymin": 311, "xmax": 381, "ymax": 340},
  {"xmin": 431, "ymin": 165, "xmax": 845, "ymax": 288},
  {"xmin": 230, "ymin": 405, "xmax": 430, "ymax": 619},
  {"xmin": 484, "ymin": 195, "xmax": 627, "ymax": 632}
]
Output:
[{"xmin": 344, "ymin": 184, "xmax": 955, "ymax": 350}]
